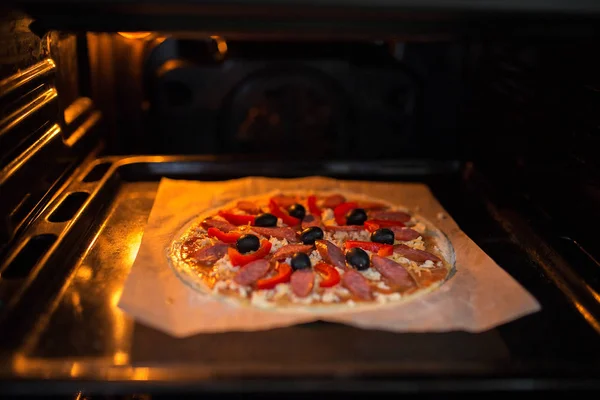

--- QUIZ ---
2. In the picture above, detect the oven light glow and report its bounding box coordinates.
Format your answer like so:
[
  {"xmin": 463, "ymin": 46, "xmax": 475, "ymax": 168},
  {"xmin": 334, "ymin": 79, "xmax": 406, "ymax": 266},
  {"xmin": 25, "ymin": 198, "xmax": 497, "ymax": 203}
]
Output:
[
  {"xmin": 70, "ymin": 362, "xmax": 82, "ymax": 377},
  {"xmin": 132, "ymin": 367, "xmax": 150, "ymax": 381},
  {"xmin": 113, "ymin": 350, "xmax": 129, "ymax": 365},
  {"xmin": 118, "ymin": 32, "xmax": 153, "ymax": 40},
  {"xmin": 211, "ymin": 35, "xmax": 228, "ymax": 59},
  {"xmin": 127, "ymin": 231, "xmax": 144, "ymax": 265},
  {"xmin": 75, "ymin": 264, "xmax": 93, "ymax": 281},
  {"xmin": 111, "ymin": 289, "xmax": 123, "ymax": 307}
]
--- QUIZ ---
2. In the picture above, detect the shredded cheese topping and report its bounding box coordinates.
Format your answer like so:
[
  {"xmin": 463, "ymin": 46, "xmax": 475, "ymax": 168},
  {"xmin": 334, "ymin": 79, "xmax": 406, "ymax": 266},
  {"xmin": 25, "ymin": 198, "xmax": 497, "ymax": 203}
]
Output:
[{"xmin": 269, "ymin": 237, "xmax": 289, "ymax": 252}]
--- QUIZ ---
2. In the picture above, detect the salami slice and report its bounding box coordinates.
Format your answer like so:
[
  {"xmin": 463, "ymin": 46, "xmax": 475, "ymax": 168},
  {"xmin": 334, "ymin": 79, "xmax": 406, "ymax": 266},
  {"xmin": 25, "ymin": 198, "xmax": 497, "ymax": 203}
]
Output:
[
  {"xmin": 315, "ymin": 240, "xmax": 346, "ymax": 269},
  {"xmin": 323, "ymin": 225, "xmax": 365, "ymax": 232},
  {"xmin": 394, "ymin": 244, "xmax": 441, "ymax": 263},
  {"xmin": 201, "ymin": 218, "xmax": 236, "ymax": 232},
  {"xmin": 301, "ymin": 214, "xmax": 323, "ymax": 230},
  {"xmin": 189, "ymin": 242, "xmax": 229, "ymax": 266},
  {"xmin": 182, "ymin": 236, "xmax": 203, "ymax": 250},
  {"xmin": 391, "ymin": 227, "xmax": 420, "ymax": 241},
  {"xmin": 271, "ymin": 244, "xmax": 314, "ymax": 261},
  {"xmin": 250, "ymin": 226, "xmax": 298, "ymax": 242},
  {"xmin": 271, "ymin": 194, "xmax": 298, "ymax": 207},
  {"xmin": 322, "ymin": 194, "xmax": 345, "ymax": 208},
  {"xmin": 368, "ymin": 211, "xmax": 411, "ymax": 222},
  {"xmin": 233, "ymin": 259, "xmax": 270, "ymax": 286},
  {"xmin": 342, "ymin": 270, "xmax": 372, "ymax": 300},
  {"xmin": 355, "ymin": 200, "xmax": 387, "ymax": 210},
  {"xmin": 236, "ymin": 200, "xmax": 261, "ymax": 214},
  {"xmin": 371, "ymin": 255, "xmax": 417, "ymax": 290},
  {"xmin": 290, "ymin": 270, "xmax": 314, "ymax": 297}
]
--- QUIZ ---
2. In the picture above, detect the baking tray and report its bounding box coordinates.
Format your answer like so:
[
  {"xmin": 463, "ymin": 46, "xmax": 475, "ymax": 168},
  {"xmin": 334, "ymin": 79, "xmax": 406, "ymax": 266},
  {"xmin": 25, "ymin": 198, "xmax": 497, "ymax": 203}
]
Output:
[{"xmin": 0, "ymin": 156, "xmax": 599, "ymax": 396}]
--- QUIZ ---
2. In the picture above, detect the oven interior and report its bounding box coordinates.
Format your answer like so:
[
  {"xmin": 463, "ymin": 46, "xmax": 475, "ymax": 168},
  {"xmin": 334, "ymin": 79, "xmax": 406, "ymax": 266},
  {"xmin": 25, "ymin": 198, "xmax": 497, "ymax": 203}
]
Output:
[{"xmin": 1, "ymin": 3, "xmax": 600, "ymax": 396}]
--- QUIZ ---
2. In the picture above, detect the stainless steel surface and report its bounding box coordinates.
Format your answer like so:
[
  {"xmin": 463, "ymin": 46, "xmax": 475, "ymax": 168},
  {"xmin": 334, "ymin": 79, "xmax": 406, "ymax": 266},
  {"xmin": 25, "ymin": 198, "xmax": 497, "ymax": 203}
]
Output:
[
  {"xmin": 0, "ymin": 157, "xmax": 599, "ymax": 395},
  {"xmin": 5, "ymin": 176, "xmax": 509, "ymax": 382},
  {"xmin": 11, "ymin": 181, "xmax": 156, "ymax": 378}
]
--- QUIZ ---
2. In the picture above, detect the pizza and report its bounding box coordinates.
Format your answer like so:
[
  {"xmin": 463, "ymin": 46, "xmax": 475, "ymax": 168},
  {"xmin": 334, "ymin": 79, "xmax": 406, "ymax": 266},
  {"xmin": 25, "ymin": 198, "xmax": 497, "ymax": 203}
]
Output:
[{"xmin": 168, "ymin": 190, "xmax": 455, "ymax": 310}]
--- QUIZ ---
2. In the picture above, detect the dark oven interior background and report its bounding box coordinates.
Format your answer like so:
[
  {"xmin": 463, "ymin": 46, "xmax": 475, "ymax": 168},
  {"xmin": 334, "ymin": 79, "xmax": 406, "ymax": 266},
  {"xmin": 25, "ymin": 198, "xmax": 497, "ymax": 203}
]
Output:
[
  {"xmin": 142, "ymin": 39, "xmax": 460, "ymax": 160},
  {"xmin": 2, "ymin": 8, "xmax": 600, "ymax": 266},
  {"xmin": 84, "ymin": 34, "xmax": 461, "ymax": 160}
]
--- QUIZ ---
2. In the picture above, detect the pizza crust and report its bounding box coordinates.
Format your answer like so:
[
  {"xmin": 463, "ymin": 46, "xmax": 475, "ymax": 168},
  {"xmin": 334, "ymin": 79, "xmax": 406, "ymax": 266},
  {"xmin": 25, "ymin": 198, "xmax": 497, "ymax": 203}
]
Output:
[{"xmin": 167, "ymin": 189, "xmax": 456, "ymax": 313}]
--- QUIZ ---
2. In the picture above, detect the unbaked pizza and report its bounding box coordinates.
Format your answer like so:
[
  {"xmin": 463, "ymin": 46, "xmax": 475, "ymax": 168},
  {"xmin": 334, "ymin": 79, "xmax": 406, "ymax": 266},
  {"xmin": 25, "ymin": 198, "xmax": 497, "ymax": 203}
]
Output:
[{"xmin": 168, "ymin": 191, "xmax": 455, "ymax": 310}]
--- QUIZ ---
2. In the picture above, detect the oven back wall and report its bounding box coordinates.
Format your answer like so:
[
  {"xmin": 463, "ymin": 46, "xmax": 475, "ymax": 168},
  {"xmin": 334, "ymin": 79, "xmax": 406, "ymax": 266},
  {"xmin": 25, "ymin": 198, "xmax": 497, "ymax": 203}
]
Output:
[{"xmin": 105, "ymin": 35, "xmax": 463, "ymax": 160}]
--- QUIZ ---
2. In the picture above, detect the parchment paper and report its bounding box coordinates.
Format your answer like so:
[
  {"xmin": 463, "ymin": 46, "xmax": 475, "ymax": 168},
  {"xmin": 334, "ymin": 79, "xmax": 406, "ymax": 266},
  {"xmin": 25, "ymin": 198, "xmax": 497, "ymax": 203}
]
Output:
[{"xmin": 118, "ymin": 177, "xmax": 540, "ymax": 337}]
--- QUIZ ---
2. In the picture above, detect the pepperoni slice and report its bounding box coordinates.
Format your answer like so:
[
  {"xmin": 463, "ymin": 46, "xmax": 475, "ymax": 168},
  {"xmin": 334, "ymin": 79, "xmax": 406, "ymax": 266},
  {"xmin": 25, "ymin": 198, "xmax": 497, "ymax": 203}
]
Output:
[
  {"xmin": 201, "ymin": 218, "xmax": 236, "ymax": 232},
  {"xmin": 250, "ymin": 226, "xmax": 298, "ymax": 242},
  {"xmin": 391, "ymin": 227, "xmax": 420, "ymax": 241},
  {"xmin": 233, "ymin": 259, "xmax": 270, "ymax": 286},
  {"xmin": 368, "ymin": 211, "xmax": 411, "ymax": 222},
  {"xmin": 301, "ymin": 214, "xmax": 323, "ymax": 230},
  {"xmin": 188, "ymin": 242, "xmax": 229, "ymax": 266},
  {"xmin": 290, "ymin": 270, "xmax": 314, "ymax": 297},
  {"xmin": 341, "ymin": 270, "xmax": 372, "ymax": 300},
  {"xmin": 270, "ymin": 244, "xmax": 314, "ymax": 261},
  {"xmin": 355, "ymin": 200, "xmax": 387, "ymax": 210},
  {"xmin": 323, "ymin": 225, "xmax": 365, "ymax": 232},
  {"xmin": 371, "ymin": 255, "xmax": 417, "ymax": 290},
  {"xmin": 322, "ymin": 194, "xmax": 346, "ymax": 208},
  {"xmin": 393, "ymin": 244, "xmax": 441, "ymax": 263},
  {"xmin": 236, "ymin": 200, "xmax": 261, "ymax": 214},
  {"xmin": 315, "ymin": 240, "xmax": 346, "ymax": 269}
]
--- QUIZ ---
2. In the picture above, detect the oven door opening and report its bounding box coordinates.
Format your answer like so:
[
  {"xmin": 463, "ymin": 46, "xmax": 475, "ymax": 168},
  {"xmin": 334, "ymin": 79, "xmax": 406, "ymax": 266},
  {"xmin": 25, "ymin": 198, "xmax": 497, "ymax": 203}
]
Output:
[{"xmin": 1, "ymin": 6, "xmax": 600, "ymax": 396}]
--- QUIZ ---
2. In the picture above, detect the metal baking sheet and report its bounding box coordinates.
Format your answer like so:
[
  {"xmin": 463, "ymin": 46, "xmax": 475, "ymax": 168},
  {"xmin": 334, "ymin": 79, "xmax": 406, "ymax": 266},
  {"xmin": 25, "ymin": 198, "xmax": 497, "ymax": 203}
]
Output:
[{"xmin": 0, "ymin": 156, "xmax": 599, "ymax": 395}]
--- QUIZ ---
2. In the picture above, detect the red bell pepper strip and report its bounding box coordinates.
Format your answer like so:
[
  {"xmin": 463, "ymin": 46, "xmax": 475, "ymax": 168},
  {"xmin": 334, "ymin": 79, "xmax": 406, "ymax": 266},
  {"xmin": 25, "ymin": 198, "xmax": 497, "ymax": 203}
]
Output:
[
  {"xmin": 377, "ymin": 246, "xmax": 394, "ymax": 257},
  {"xmin": 228, "ymin": 239, "xmax": 272, "ymax": 266},
  {"xmin": 307, "ymin": 195, "xmax": 321, "ymax": 216},
  {"xmin": 207, "ymin": 227, "xmax": 242, "ymax": 244},
  {"xmin": 268, "ymin": 199, "xmax": 301, "ymax": 226},
  {"xmin": 345, "ymin": 240, "xmax": 393, "ymax": 256},
  {"xmin": 255, "ymin": 262, "xmax": 292, "ymax": 289},
  {"xmin": 314, "ymin": 262, "xmax": 341, "ymax": 288},
  {"xmin": 371, "ymin": 219, "xmax": 406, "ymax": 228},
  {"xmin": 218, "ymin": 210, "xmax": 256, "ymax": 226},
  {"xmin": 364, "ymin": 220, "xmax": 380, "ymax": 232},
  {"xmin": 333, "ymin": 202, "xmax": 358, "ymax": 225},
  {"xmin": 364, "ymin": 219, "xmax": 406, "ymax": 232}
]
